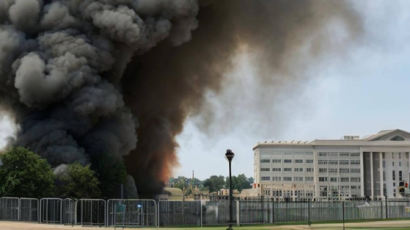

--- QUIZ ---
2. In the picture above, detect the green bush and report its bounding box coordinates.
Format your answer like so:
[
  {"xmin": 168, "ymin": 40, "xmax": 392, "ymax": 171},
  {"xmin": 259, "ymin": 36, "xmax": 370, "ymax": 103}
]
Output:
[
  {"xmin": 56, "ymin": 163, "xmax": 101, "ymax": 198},
  {"xmin": 0, "ymin": 147, "xmax": 55, "ymax": 197}
]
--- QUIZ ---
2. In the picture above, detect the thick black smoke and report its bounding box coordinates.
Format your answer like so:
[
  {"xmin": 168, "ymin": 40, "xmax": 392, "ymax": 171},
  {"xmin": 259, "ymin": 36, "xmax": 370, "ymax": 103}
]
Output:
[{"xmin": 0, "ymin": 0, "xmax": 362, "ymax": 197}]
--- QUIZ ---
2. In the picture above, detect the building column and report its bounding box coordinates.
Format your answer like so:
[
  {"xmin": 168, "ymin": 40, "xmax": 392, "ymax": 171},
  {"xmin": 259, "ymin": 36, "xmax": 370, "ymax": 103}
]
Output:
[
  {"xmin": 379, "ymin": 152, "xmax": 384, "ymax": 199},
  {"xmin": 360, "ymin": 151, "xmax": 365, "ymax": 197},
  {"xmin": 370, "ymin": 152, "xmax": 374, "ymax": 199}
]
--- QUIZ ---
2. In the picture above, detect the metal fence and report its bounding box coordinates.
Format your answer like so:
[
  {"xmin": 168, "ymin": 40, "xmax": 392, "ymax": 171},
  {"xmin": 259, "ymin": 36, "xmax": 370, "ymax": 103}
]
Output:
[
  {"xmin": 20, "ymin": 198, "xmax": 39, "ymax": 222},
  {"xmin": 107, "ymin": 199, "xmax": 157, "ymax": 227},
  {"xmin": 0, "ymin": 197, "xmax": 19, "ymax": 221},
  {"xmin": 1, "ymin": 197, "xmax": 410, "ymax": 227},
  {"xmin": 159, "ymin": 200, "xmax": 202, "ymax": 226},
  {"xmin": 40, "ymin": 198, "xmax": 62, "ymax": 224},
  {"xmin": 78, "ymin": 199, "xmax": 106, "ymax": 226}
]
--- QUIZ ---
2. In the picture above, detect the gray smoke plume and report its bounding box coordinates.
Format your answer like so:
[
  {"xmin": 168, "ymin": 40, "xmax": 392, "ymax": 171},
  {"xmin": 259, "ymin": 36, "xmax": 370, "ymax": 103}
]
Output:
[{"xmin": 0, "ymin": 0, "xmax": 362, "ymax": 197}]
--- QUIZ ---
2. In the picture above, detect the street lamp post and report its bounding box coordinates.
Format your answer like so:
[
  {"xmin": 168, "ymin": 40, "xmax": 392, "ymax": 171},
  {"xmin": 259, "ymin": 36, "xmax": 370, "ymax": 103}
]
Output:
[{"xmin": 225, "ymin": 149, "xmax": 235, "ymax": 230}]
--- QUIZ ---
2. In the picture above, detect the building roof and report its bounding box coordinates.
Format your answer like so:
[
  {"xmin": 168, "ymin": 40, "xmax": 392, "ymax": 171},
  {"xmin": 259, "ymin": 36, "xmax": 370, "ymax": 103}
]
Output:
[{"xmin": 253, "ymin": 129, "xmax": 410, "ymax": 150}]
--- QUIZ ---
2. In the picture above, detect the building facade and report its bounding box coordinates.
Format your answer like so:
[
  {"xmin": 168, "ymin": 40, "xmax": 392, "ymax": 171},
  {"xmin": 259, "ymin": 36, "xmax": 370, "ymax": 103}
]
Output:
[{"xmin": 253, "ymin": 129, "xmax": 410, "ymax": 201}]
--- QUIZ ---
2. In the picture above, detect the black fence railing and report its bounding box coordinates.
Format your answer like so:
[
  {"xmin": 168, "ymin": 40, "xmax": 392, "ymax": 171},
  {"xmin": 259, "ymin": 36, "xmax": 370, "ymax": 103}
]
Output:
[{"xmin": 0, "ymin": 197, "xmax": 410, "ymax": 227}]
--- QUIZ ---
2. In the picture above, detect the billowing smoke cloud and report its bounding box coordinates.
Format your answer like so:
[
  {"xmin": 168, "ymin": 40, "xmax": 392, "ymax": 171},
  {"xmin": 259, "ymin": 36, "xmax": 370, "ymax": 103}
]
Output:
[{"xmin": 0, "ymin": 0, "xmax": 362, "ymax": 197}]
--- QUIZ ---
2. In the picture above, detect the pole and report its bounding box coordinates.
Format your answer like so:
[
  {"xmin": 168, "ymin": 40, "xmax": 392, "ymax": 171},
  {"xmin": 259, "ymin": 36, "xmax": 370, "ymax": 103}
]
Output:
[
  {"xmin": 228, "ymin": 159, "xmax": 233, "ymax": 230},
  {"xmin": 385, "ymin": 197, "xmax": 388, "ymax": 219},
  {"xmin": 342, "ymin": 201, "xmax": 345, "ymax": 230},
  {"xmin": 308, "ymin": 200, "xmax": 311, "ymax": 226}
]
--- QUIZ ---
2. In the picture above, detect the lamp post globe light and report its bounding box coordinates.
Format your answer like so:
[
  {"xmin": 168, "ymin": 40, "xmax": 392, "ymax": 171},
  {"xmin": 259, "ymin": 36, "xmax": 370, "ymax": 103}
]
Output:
[{"xmin": 225, "ymin": 149, "xmax": 235, "ymax": 230}]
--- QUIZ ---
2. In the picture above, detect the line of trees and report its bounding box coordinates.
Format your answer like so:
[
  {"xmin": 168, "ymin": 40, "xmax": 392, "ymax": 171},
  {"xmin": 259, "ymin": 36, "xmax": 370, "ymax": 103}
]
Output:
[{"xmin": 169, "ymin": 174, "xmax": 254, "ymax": 193}]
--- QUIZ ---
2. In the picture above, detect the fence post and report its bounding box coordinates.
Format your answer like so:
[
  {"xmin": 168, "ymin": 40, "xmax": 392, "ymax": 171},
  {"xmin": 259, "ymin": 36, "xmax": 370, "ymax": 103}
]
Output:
[
  {"xmin": 307, "ymin": 200, "xmax": 311, "ymax": 226},
  {"xmin": 342, "ymin": 201, "xmax": 345, "ymax": 230},
  {"xmin": 18, "ymin": 198, "xmax": 21, "ymax": 221},
  {"xmin": 200, "ymin": 200, "xmax": 203, "ymax": 228},
  {"xmin": 385, "ymin": 198, "xmax": 388, "ymax": 219},
  {"xmin": 236, "ymin": 200, "xmax": 240, "ymax": 226},
  {"xmin": 271, "ymin": 198, "xmax": 274, "ymax": 224},
  {"xmin": 380, "ymin": 199, "xmax": 383, "ymax": 219}
]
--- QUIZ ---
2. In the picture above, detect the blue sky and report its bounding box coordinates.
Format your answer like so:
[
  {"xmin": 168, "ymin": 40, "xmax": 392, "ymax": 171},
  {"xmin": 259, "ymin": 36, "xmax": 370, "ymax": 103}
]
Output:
[{"xmin": 174, "ymin": 1, "xmax": 410, "ymax": 179}]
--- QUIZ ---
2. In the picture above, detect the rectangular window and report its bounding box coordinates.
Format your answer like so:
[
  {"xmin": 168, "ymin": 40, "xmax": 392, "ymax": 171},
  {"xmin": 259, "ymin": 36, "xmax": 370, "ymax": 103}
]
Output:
[
  {"xmin": 272, "ymin": 159, "xmax": 281, "ymax": 163},
  {"xmin": 294, "ymin": 168, "xmax": 303, "ymax": 172},
  {"xmin": 340, "ymin": 168, "xmax": 349, "ymax": 173},
  {"xmin": 306, "ymin": 159, "xmax": 313, "ymax": 163},
  {"xmin": 272, "ymin": 168, "xmax": 281, "ymax": 172},
  {"xmin": 261, "ymin": 176, "xmax": 270, "ymax": 181},
  {"xmin": 319, "ymin": 152, "xmax": 327, "ymax": 157},
  {"xmin": 393, "ymin": 171, "xmax": 396, "ymax": 180},
  {"xmin": 350, "ymin": 168, "xmax": 360, "ymax": 173},
  {"xmin": 283, "ymin": 177, "xmax": 292, "ymax": 181},
  {"xmin": 328, "ymin": 168, "xmax": 338, "ymax": 173},
  {"xmin": 329, "ymin": 160, "xmax": 338, "ymax": 165},
  {"xmin": 319, "ymin": 168, "xmax": 327, "ymax": 173},
  {"xmin": 306, "ymin": 168, "xmax": 314, "ymax": 172},
  {"xmin": 330, "ymin": 177, "xmax": 338, "ymax": 182},
  {"xmin": 272, "ymin": 176, "xmax": 281, "ymax": 181},
  {"xmin": 350, "ymin": 160, "xmax": 360, "ymax": 165},
  {"xmin": 260, "ymin": 159, "xmax": 270, "ymax": 163},
  {"xmin": 339, "ymin": 153, "xmax": 350, "ymax": 157},
  {"xmin": 284, "ymin": 159, "xmax": 292, "ymax": 163},
  {"xmin": 284, "ymin": 168, "xmax": 292, "ymax": 172},
  {"xmin": 350, "ymin": 153, "xmax": 360, "ymax": 157},
  {"xmin": 399, "ymin": 162, "xmax": 402, "ymax": 167},
  {"xmin": 294, "ymin": 177, "xmax": 303, "ymax": 182},
  {"xmin": 260, "ymin": 168, "xmax": 270, "ymax": 171},
  {"xmin": 341, "ymin": 177, "xmax": 349, "ymax": 182},
  {"xmin": 318, "ymin": 160, "xmax": 328, "ymax": 165},
  {"xmin": 319, "ymin": 177, "xmax": 328, "ymax": 182},
  {"xmin": 350, "ymin": 177, "xmax": 360, "ymax": 182},
  {"xmin": 399, "ymin": 171, "xmax": 402, "ymax": 181},
  {"xmin": 295, "ymin": 159, "xmax": 303, "ymax": 163},
  {"xmin": 339, "ymin": 160, "xmax": 349, "ymax": 165},
  {"xmin": 305, "ymin": 177, "xmax": 314, "ymax": 181}
]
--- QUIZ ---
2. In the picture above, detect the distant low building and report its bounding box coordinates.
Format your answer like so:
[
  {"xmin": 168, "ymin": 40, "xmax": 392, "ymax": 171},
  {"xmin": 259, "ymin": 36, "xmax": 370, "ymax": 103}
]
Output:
[{"xmin": 253, "ymin": 129, "xmax": 410, "ymax": 201}]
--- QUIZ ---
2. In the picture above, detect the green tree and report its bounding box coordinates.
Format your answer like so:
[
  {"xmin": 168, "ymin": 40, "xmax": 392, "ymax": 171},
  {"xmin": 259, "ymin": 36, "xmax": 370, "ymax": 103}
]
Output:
[
  {"xmin": 0, "ymin": 147, "xmax": 55, "ymax": 197},
  {"xmin": 56, "ymin": 163, "xmax": 101, "ymax": 198},
  {"xmin": 203, "ymin": 175, "xmax": 225, "ymax": 192},
  {"xmin": 173, "ymin": 176, "xmax": 189, "ymax": 190},
  {"xmin": 225, "ymin": 174, "xmax": 252, "ymax": 191}
]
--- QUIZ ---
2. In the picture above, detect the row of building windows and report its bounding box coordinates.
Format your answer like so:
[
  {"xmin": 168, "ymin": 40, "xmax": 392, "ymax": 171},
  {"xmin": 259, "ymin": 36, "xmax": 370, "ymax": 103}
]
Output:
[
  {"xmin": 265, "ymin": 190, "xmax": 315, "ymax": 197},
  {"xmin": 260, "ymin": 159, "xmax": 314, "ymax": 164},
  {"xmin": 318, "ymin": 168, "xmax": 360, "ymax": 173},
  {"xmin": 318, "ymin": 152, "xmax": 360, "ymax": 157},
  {"xmin": 263, "ymin": 167, "xmax": 360, "ymax": 173},
  {"xmin": 318, "ymin": 177, "xmax": 361, "ymax": 182},
  {"xmin": 262, "ymin": 167, "xmax": 314, "ymax": 172},
  {"xmin": 318, "ymin": 160, "xmax": 360, "ymax": 165},
  {"xmin": 262, "ymin": 176, "xmax": 315, "ymax": 182}
]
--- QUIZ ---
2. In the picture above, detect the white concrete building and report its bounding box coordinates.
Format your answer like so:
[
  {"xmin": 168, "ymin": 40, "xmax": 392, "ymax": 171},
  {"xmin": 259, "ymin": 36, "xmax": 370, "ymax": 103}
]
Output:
[{"xmin": 253, "ymin": 129, "xmax": 410, "ymax": 201}]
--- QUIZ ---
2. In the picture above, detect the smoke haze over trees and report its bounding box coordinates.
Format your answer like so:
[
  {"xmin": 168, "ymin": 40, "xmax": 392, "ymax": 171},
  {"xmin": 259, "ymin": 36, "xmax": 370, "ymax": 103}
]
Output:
[{"xmin": 0, "ymin": 0, "xmax": 362, "ymax": 197}]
